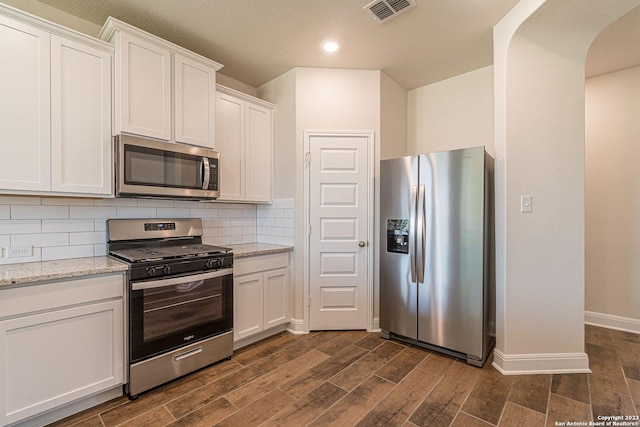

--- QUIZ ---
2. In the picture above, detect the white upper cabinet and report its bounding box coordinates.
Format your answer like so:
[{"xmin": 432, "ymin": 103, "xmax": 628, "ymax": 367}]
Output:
[
  {"xmin": 0, "ymin": 14, "xmax": 51, "ymax": 192},
  {"xmin": 51, "ymin": 35, "xmax": 112, "ymax": 195},
  {"xmin": 216, "ymin": 91, "xmax": 244, "ymax": 200},
  {"xmin": 0, "ymin": 4, "xmax": 113, "ymax": 197},
  {"xmin": 174, "ymin": 54, "xmax": 217, "ymax": 148},
  {"xmin": 245, "ymin": 102, "xmax": 273, "ymax": 202},
  {"xmin": 216, "ymin": 85, "xmax": 274, "ymax": 203},
  {"xmin": 101, "ymin": 18, "xmax": 221, "ymax": 149},
  {"xmin": 116, "ymin": 30, "xmax": 171, "ymax": 141}
]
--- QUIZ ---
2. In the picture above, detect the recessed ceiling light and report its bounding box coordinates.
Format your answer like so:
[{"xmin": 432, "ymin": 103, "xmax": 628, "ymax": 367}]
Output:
[{"xmin": 322, "ymin": 39, "xmax": 340, "ymax": 53}]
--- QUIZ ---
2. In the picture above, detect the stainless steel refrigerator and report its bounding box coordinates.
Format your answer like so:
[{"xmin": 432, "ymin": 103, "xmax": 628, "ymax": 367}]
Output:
[{"xmin": 380, "ymin": 146, "xmax": 495, "ymax": 366}]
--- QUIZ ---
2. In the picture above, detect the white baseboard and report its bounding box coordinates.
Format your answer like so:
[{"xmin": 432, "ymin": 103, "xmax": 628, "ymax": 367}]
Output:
[
  {"xmin": 12, "ymin": 386, "xmax": 122, "ymax": 427},
  {"xmin": 585, "ymin": 311, "xmax": 640, "ymax": 334},
  {"xmin": 492, "ymin": 348, "xmax": 591, "ymax": 375},
  {"xmin": 233, "ymin": 324, "xmax": 289, "ymax": 350},
  {"xmin": 370, "ymin": 317, "xmax": 380, "ymax": 332},
  {"xmin": 286, "ymin": 318, "xmax": 305, "ymax": 334}
]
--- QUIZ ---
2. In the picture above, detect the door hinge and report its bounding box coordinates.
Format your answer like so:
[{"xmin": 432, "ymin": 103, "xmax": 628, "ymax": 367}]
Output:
[
  {"xmin": 305, "ymin": 152, "xmax": 311, "ymax": 165},
  {"xmin": 308, "ymin": 225, "xmax": 312, "ymax": 235},
  {"xmin": 308, "ymin": 295, "xmax": 312, "ymax": 307}
]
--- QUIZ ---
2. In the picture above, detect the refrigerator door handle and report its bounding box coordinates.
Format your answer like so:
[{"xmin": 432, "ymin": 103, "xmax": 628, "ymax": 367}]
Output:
[
  {"xmin": 410, "ymin": 185, "xmax": 417, "ymax": 283},
  {"xmin": 417, "ymin": 184, "xmax": 426, "ymax": 283}
]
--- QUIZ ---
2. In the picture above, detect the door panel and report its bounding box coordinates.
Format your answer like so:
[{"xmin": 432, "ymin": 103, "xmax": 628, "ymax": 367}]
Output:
[
  {"xmin": 174, "ymin": 54, "xmax": 216, "ymax": 149},
  {"xmin": 245, "ymin": 103, "xmax": 273, "ymax": 202},
  {"xmin": 263, "ymin": 268, "xmax": 290, "ymax": 329},
  {"xmin": 215, "ymin": 92, "xmax": 244, "ymax": 200},
  {"xmin": 417, "ymin": 147, "xmax": 485, "ymax": 358},
  {"xmin": 233, "ymin": 273, "xmax": 263, "ymax": 340},
  {"xmin": 379, "ymin": 156, "xmax": 418, "ymax": 339},
  {"xmin": 309, "ymin": 135, "xmax": 369, "ymax": 330},
  {"xmin": 119, "ymin": 31, "xmax": 171, "ymax": 140},
  {"xmin": 51, "ymin": 35, "xmax": 112, "ymax": 195},
  {"xmin": 0, "ymin": 16, "xmax": 50, "ymax": 192}
]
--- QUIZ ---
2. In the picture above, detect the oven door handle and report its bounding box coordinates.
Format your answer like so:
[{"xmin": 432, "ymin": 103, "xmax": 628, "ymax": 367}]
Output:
[{"xmin": 131, "ymin": 268, "xmax": 233, "ymax": 291}]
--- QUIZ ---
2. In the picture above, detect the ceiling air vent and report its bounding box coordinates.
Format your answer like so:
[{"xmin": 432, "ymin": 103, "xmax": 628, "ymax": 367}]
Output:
[{"xmin": 364, "ymin": 0, "xmax": 416, "ymax": 23}]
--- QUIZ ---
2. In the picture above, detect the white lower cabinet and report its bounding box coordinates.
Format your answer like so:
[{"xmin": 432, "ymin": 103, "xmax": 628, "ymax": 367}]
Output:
[
  {"xmin": 0, "ymin": 274, "xmax": 125, "ymax": 426},
  {"xmin": 234, "ymin": 253, "xmax": 291, "ymax": 342}
]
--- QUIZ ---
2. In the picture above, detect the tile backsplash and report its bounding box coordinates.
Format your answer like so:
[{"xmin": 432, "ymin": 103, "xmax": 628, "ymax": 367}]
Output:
[
  {"xmin": 256, "ymin": 199, "xmax": 294, "ymax": 246},
  {"xmin": 0, "ymin": 196, "xmax": 295, "ymax": 265}
]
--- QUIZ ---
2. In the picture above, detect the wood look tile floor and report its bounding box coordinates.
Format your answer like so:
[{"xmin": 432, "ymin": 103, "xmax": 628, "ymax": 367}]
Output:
[{"xmin": 51, "ymin": 325, "xmax": 639, "ymax": 427}]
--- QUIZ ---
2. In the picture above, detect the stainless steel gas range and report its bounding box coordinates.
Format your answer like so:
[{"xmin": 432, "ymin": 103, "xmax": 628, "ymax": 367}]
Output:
[{"xmin": 107, "ymin": 218, "xmax": 233, "ymax": 398}]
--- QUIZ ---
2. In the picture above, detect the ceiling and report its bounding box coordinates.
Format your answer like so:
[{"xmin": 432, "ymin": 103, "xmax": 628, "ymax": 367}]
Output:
[{"xmin": 35, "ymin": 0, "xmax": 640, "ymax": 90}]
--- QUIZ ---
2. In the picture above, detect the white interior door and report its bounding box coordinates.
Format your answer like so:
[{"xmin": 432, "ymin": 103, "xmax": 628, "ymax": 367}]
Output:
[{"xmin": 308, "ymin": 133, "xmax": 371, "ymax": 330}]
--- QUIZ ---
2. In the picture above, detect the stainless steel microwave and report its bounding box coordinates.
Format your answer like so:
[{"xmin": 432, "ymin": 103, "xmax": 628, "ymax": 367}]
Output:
[{"xmin": 115, "ymin": 135, "xmax": 219, "ymax": 200}]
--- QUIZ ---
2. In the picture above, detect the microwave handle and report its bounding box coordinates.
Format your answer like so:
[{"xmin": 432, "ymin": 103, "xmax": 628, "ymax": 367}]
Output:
[{"xmin": 202, "ymin": 157, "xmax": 211, "ymax": 190}]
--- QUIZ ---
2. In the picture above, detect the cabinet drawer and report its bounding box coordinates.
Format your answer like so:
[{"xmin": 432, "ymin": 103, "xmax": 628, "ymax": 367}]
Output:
[
  {"xmin": 0, "ymin": 274, "xmax": 124, "ymax": 320},
  {"xmin": 234, "ymin": 253, "xmax": 288, "ymax": 276}
]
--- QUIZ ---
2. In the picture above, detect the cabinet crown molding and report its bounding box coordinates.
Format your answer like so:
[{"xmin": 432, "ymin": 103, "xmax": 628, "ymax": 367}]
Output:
[
  {"xmin": 0, "ymin": 3, "xmax": 113, "ymax": 53},
  {"xmin": 99, "ymin": 16, "xmax": 223, "ymax": 71},
  {"xmin": 216, "ymin": 84, "xmax": 275, "ymax": 110}
]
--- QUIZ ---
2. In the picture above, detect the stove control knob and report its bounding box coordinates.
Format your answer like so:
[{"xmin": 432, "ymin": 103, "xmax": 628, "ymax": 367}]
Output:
[
  {"xmin": 146, "ymin": 266, "xmax": 157, "ymax": 277},
  {"xmin": 217, "ymin": 258, "xmax": 226, "ymax": 268},
  {"xmin": 205, "ymin": 259, "xmax": 216, "ymax": 269},
  {"xmin": 162, "ymin": 264, "xmax": 171, "ymax": 275}
]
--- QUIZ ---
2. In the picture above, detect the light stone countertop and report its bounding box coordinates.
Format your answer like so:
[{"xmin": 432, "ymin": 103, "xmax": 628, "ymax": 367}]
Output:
[
  {"xmin": 0, "ymin": 257, "xmax": 129, "ymax": 287},
  {"xmin": 0, "ymin": 243, "xmax": 292, "ymax": 287},
  {"xmin": 228, "ymin": 243, "xmax": 293, "ymax": 258}
]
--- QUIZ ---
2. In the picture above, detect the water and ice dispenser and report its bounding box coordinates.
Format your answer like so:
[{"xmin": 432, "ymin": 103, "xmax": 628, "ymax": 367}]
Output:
[{"xmin": 386, "ymin": 219, "xmax": 409, "ymax": 254}]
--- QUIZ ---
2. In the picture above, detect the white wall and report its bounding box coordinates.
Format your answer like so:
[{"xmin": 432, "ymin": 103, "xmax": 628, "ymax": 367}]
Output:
[
  {"xmin": 261, "ymin": 67, "xmax": 405, "ymax": 329},
  {"xmin": 293, "ymin": 68, "xmax": 381, "ymax": 326},
  {"xmin": 257, "ymin": 67, "xmax": 385, "ymax": 323},
  {"xmin": 1, "ymin": 0, "xmax": 102, "ymax": 36},
  {"xmin": 259, "ymin": 69, "xmax": 297, "ymax": 199},
  {"xmin": 492, "ymin": 0, "xmax": 640, "ymax": 374},
  {"xmin": 380, "ymin": 72, "xmax": 408, "ymax": 160},
  {"xmin": 585, "ymin": 65, "xmax": 640, "ymax": 330},
  {"xmin": 408, "ymin": 66, "xmax": 494, "ymax": 157}
]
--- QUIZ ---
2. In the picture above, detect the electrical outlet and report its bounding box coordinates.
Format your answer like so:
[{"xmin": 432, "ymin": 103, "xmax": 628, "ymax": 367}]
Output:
[{"xmin": 8, "ymin": 245, "xmax": 32, "ymax": 258}]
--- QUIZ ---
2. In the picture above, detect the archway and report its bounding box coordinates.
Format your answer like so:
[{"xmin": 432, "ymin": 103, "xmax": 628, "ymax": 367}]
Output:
[{"xmin": 492, "ymin": 0, "xmax": 640, "ymax": 374}]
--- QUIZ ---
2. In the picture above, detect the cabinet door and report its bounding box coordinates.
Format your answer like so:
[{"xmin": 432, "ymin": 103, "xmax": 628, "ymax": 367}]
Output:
[
  {"xmin": 0, "ymin": 15, "xmax": 50, "ymax": 192},
  {"xmin": 264, "ymin": 268, "xmax": 290, "ymax": 329},
  {"xmin": 175, "ymin": 54, "xmax": 216, "ymax": 149},
  {"xmin": 244, "ymin": 102, "xmax": 273, "ymax": 202},
  {"xmin": 0, "ymin": 300, "xmax": 123, "ymax": 425},
  {"xmin": 51, "ymin": 35, "xmax": 112, "ymax": 195},
  {"xmin": 117, "ymin": 31, "xmax": 171, "ymax": 140},
  {"xmin": 216, "ymin": 92, "xmax": 244, "ymax": 201},
  {"xmin": 234, "ymin": 273, "xmax": 263, "ymax": 340}
]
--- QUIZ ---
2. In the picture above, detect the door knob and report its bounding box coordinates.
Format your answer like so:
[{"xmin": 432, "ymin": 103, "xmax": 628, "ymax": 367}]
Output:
[{"xmin": 358, "ymin": 241, "xmax": 367, "ymax": 247}]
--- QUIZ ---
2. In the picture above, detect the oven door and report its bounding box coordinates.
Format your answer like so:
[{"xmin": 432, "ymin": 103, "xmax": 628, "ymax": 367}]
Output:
[{"xmin": 129, "ymin": 268, "xmax": 233, "ymax": 362}]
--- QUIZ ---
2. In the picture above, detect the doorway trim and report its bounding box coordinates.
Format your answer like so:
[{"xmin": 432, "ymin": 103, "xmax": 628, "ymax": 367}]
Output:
[{"xmin": 302, "ymin": 130, "xmax": 375, "ymax": 333}]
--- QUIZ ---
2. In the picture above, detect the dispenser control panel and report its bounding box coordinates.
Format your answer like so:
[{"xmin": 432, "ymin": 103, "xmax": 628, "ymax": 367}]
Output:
[{"xmin": 386, "ymin": 219, "xmax": 409, "ymax": 254}]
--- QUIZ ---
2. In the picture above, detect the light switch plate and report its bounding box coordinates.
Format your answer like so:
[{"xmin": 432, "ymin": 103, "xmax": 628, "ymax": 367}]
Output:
[{"xmin": 521, "ymin": 195, "xmax": 532, "ymax": 213}]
